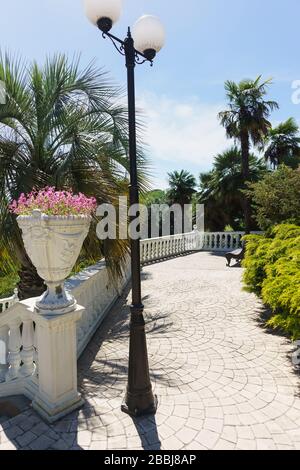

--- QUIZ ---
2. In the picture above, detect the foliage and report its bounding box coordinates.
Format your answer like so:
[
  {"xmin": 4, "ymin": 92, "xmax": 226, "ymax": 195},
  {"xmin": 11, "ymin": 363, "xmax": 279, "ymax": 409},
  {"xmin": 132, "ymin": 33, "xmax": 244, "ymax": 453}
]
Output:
[
  {"xmin": 167, "ymin": 170, "xmax": 196, "ymax": 206},
  {"xmin": 0, "ymin": 53, "xmax": 150, "ymax": 296},
  {"xmin": 243, "ymin": 224, "xmax": 300, "ymax": 339},
  {"xmin": 246, "ymin": 165, "xmax": 300, "ymax": 230},
  {"xmin": 263, "ymin": 118, "xmax": 300, "ymax": 169},
  {"xmin": 198, "ymin": 147, "xmax": 267, "ymax": 231},
  {"xmin": 219, "ymin": 76, "xmax": 278, "ymax": 145},
  {"xmin": 141, "ymin": 189, "xmax": 167, "ymax": 207},
  {"xmin": 0, "ymin": 273, "xmax": 19, "ymax": 297}
]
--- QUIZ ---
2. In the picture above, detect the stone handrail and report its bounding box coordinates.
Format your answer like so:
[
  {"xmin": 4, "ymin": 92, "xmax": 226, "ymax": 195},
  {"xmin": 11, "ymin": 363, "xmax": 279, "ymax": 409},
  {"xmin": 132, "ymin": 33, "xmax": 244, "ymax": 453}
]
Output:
[
  {"xmin": 201, "ymin": 231, "xmax": 262, "ymax": 251},
  {"xmin": 140, "ymin": 231, "xmax": 202, "ymax": 264},
  {"xmin": 140, "ymin": 230, "xmax": 263, "ymax": 263},
  {"xmin": 0, "ymin": 300, "xmax": 38, "ymax": 400},
  {"xmin": 0, "ymin": 289, "xmax": 18, "ymax": 313}
]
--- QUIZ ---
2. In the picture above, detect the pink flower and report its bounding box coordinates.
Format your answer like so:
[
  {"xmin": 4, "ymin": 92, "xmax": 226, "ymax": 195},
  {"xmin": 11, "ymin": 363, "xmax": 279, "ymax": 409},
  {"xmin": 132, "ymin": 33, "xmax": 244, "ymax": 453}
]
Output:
[{"xmin": 9, "ymin": 187, "xmax": 97, "ymax": 216}]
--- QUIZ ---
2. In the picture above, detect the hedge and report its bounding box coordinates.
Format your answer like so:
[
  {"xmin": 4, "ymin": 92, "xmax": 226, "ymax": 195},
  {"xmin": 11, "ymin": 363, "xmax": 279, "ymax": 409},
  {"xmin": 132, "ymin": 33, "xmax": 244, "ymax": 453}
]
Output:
[{"xmin": 243, "ymin": 224, "xmax": 300, "ymax": 339}]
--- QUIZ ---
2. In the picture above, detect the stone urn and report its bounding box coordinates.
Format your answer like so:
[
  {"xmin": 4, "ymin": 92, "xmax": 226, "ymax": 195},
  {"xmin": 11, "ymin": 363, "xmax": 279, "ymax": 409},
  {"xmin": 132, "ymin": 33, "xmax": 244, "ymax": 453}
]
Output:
[{"xmin": 17, "ymin": 210, "xmax": 91, "ymax": 315}]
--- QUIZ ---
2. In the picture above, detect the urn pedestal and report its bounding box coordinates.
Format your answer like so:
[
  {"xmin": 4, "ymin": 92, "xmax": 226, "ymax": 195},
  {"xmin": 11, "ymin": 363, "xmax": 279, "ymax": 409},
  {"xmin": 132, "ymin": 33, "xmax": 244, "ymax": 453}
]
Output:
[
  {"xmin": 17, "ymin": 210, "xmax": 92, "ymax": 422},
  {"xmin": 17, "ymin": 210, "xmax": 91, "ymax": 316}
]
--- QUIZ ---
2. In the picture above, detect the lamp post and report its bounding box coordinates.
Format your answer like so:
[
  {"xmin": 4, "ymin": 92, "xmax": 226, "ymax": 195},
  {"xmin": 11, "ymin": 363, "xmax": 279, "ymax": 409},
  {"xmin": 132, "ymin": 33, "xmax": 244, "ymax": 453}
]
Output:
[{"xmin": 83, "ymin": 0, "xmax": 165, "ymax": 417}]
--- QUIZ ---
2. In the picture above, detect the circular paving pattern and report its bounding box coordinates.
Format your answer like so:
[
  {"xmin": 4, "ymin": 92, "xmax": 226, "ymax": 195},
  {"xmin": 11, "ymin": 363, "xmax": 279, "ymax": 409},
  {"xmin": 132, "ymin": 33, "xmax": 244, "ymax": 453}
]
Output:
[{"xmin": 1, "ymin": 252, "xmax": 300, "ymax": 450}]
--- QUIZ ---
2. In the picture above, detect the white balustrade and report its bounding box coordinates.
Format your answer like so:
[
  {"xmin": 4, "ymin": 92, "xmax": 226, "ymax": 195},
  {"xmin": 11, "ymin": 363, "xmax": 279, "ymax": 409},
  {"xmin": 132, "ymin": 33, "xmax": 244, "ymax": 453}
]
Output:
[
  {"xmin": 140, "ymin": 230, "xmax": 203, "ymax": 264},
  {"xmin": 0, "ymin": 289, "xmax": 18, "ymax": 313},
  {"xmin": 201, "ymin": 231, "xmax": 262, "ymax": 252},
  {"xmin": 140, "ymin": 230, "xmax": 263, "ymax": 263},
  {"xmin": 0, "ymin": 304, "xmax": 37, "ymax": 400}
]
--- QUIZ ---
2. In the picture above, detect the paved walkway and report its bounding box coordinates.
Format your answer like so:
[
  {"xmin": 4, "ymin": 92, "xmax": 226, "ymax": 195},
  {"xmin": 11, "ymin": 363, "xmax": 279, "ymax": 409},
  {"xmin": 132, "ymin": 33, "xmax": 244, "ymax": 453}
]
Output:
[{"xmin": 1, "ymin": 252, "xmax": 300, "ymax": 450}]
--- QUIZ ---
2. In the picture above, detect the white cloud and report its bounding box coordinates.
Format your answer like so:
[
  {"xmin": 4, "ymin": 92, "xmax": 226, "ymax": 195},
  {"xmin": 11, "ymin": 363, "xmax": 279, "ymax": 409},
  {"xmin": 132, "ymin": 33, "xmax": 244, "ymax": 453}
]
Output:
[{"xmin": 137, "ymin": 93, "xmax": 229, "ymax": 188}]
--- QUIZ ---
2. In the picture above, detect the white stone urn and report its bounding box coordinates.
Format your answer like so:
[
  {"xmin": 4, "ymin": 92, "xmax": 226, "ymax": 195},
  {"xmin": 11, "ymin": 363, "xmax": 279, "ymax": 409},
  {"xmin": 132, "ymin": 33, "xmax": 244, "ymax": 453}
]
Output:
[{"xmin": 17, "ymin": 210, "xmax": 91, "ymax": 315}]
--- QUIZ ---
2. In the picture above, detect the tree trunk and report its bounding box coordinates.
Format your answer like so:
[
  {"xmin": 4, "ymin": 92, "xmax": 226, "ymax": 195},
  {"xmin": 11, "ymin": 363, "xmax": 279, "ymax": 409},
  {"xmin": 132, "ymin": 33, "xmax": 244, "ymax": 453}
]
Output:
[{"xmin": 240, "ymin": 130, "xmax": 251, "ymax": 234}]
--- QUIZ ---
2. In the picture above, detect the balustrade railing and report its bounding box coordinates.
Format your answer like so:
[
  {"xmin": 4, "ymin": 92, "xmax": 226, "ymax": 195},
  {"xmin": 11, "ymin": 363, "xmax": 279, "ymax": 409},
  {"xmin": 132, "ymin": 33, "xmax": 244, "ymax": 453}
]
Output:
[
  {"xmin": 140, "ymin": 230, "xmax": 263, "ymax": 263},
  {"xmin": 0, "ymin": 289, "xmax": 18, "ymax": 313},
  {"xmin": 140, "ymin": 230, "xmax": 202, "ymax": 264},
  {"xmin": 0, "ymin": 302, "xmax": 38, "ymax": 399}
]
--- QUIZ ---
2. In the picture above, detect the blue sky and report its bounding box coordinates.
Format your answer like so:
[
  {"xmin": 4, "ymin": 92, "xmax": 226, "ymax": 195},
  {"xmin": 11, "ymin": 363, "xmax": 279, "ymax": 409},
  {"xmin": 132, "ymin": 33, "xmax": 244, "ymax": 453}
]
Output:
[{"xmin": 1, "ymin": 0, "xmax": 299, "ymax": 188}]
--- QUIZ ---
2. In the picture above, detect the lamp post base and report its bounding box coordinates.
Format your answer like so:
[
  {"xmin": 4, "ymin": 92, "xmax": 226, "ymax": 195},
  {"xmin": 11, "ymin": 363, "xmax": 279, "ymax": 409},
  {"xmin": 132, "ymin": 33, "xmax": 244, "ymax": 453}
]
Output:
[{"xmin": 121, "ymin": 393, "xmax": 158, "ymax": 418}]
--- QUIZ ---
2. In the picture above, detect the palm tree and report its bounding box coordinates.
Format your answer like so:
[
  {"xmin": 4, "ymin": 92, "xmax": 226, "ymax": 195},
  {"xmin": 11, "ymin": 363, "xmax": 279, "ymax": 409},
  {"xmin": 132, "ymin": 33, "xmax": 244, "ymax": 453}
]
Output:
[
  {"xmin": 199, "ymin": 147, "xmax": 267, "ymax": 231},
  {"xmin": 219, "ymin": 76, "xmax": 278, "ymax": 233},
  {"xmin": 167, "ymin": 170, "xmax": 196, "ymax": 233},
  {"xmin": 0, "ymin": 53, "xmax": 149, "ymax": 299},
  {"xmin": 263, "ymin": 118, "xmax": 300, "ymax": 169}
]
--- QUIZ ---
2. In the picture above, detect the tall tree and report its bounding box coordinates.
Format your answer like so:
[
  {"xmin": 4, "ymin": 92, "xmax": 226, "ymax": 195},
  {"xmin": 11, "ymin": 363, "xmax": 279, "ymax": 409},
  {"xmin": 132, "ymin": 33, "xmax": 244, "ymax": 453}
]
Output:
[
  {"xmin": 199, "ymin": 147, "xmax": 267, "ymax": 231},
  {"xmin": 0, "ymin": 54, "xmax": 149, "ymax": 299},
  {"xmin": 167, "ymin": 170, "xmax": 196, "ymax": 233},
  {"xmin": 219, "ymin": 76, "xmax": 278, "ymax": 233},
  {"xmin": 263, "ymin": 118, "xmax": 300, "ymax": 169}
]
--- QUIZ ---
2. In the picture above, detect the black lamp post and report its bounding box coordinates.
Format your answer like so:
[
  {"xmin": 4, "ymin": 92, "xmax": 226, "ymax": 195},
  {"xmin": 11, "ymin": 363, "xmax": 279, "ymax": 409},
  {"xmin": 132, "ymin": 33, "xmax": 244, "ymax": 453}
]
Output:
[{"xmin": 84, "ymin": 0, "xmax": 165, "ymax": 417}]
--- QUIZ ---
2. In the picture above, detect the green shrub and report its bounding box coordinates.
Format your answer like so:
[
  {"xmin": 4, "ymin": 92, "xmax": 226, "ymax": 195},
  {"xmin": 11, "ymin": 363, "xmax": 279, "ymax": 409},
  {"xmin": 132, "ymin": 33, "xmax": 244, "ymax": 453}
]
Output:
[
  {"xmin": 0, "ymin": 273, "xmax": 19, "ymax": 298},
  {"xmin": 246, "ymin": 165, "xmax": 300, "ymax": 230},
  {"xmin": 243, "ymin": 224, "xmax": 300, "ymax": 339},
  {"xmin": 242, "ymin": 234, "xmax": 272, "ymax": 294}
]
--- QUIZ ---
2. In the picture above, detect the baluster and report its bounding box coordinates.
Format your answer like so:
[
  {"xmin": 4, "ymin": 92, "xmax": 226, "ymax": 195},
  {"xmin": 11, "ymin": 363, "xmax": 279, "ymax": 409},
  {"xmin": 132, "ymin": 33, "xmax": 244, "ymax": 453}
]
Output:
[
  {"xmin": 217, "ymin": 233, "xmax": 220, "ymax": 250},
  {"xmin": 221, "ymin": 234, "xmax": 225, "ymax": 251},
  {"xmin": 0, "ymin": 325, "xmax": 9, "ymax": 382},
  {"xmin": 208, "ymin": 234, "xmax": 212, "ymax": 250},
  {"xmin": 6, "ymin": 319, "xmax": 22, "ymax": 381},
  {"xmin": 145, "ymin": 242, "xmax": 149, "ymax": 261},
  {"xmin": 20, "ymin": 319, "xmax": 35, "ymax": 377},
  {"xmin": 33, "ymin": 323, "xmax": 39, "ymax": 377}
]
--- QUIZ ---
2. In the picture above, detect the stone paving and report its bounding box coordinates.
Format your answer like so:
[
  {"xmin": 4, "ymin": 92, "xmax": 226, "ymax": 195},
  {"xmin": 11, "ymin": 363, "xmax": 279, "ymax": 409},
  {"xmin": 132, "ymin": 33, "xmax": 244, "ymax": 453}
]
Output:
[{"xmin": 1, "ymin": 252, "xmax": 300, "ymax": 450}]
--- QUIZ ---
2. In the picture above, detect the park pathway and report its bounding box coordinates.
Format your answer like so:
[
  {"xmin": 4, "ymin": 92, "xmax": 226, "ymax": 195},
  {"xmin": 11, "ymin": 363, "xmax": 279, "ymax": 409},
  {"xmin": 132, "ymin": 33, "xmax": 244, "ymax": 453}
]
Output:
[{"xmin": 1, "ymin": 252, "xmax": 300, "ymax": 450}]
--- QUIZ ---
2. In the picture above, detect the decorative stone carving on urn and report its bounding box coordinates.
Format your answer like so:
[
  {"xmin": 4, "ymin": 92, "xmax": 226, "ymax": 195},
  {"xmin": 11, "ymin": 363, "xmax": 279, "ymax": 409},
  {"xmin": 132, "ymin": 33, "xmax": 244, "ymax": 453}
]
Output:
[{"xmin": 17, "ymin": 210, "xmax": 91, "ymax": 315}]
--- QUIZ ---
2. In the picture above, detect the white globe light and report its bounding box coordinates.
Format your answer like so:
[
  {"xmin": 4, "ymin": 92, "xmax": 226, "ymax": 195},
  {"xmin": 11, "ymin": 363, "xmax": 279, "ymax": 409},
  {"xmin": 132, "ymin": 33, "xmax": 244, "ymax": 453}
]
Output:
[
  {"xmin": 83, "ymin": 0, "xmax": 122, "ymax": 27},
  {"xmin": 132, "ymin": 15, "xmax": 165, "ymax": 56}
]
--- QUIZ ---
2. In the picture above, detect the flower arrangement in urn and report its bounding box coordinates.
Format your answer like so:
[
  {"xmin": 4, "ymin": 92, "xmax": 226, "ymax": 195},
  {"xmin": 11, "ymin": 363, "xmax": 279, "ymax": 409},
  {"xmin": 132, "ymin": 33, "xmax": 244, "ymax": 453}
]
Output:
[{"xmin": 10, "ymin": 188, "xmax": 97, "ymax": 315}]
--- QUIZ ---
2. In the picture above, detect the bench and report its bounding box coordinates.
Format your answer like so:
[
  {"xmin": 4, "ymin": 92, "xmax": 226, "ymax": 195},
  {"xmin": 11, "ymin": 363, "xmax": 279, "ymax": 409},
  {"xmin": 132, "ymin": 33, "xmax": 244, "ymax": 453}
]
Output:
[{"xmin": 225, "ymin": 245, "xmax": 245, "ymax": 267}]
